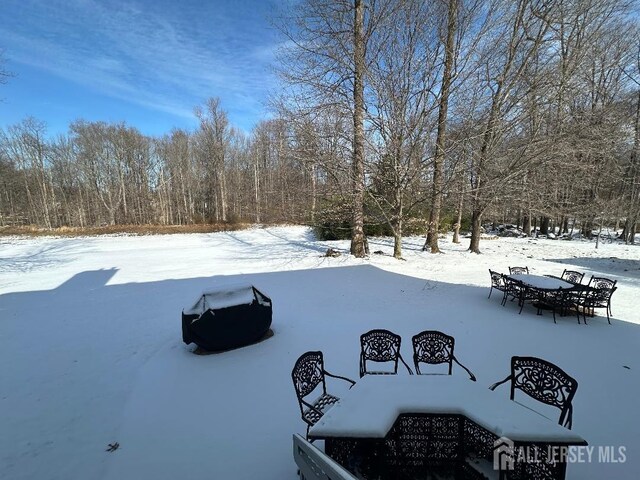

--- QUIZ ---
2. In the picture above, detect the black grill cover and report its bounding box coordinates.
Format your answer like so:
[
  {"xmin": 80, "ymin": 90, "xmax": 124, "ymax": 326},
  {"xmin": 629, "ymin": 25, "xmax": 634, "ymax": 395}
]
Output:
[{"xmin": 182, "ymin": 284, "xmax": 272, "ymax": 351}]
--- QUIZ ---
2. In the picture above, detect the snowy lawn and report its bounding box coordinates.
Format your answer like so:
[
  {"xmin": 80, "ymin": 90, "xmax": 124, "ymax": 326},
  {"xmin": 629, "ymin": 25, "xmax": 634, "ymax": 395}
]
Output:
[{"xmin": 0, "ymin": 226, "xmax": 638, "ymax": 480}]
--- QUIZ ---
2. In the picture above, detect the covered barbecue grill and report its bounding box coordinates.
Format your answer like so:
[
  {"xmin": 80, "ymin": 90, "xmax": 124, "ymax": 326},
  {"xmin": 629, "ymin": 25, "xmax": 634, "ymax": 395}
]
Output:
[{"xmin": 182, "ymin": 284, "xmax": 272, "ymax": 352}]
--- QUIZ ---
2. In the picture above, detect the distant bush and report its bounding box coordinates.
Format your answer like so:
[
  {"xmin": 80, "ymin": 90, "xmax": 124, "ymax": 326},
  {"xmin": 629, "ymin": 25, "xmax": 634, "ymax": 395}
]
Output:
[
  {"xmin": 313, "ymin": 217, "xmax": 427, "ymax": 241},
  {"xmin": 439, "ymin": 211, "xmax": 471, "ymax": 233},
  {"xmin": 313, "ymin": 221, "xmax": 352, "ymax": 240},
  {"xmin": 312, "ymin": 196, "xmax": 459, "ymax": 241}
]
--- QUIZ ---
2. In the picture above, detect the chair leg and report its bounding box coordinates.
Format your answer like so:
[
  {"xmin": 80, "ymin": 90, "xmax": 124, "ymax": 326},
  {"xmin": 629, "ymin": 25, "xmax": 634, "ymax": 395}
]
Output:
[
  {"xmin": 501, "ymin": 291, "xmax": 508, "ymax": 306},
  {"xmin": 488, "ymin": 287, "xmax": 493, "ymax": 299}
]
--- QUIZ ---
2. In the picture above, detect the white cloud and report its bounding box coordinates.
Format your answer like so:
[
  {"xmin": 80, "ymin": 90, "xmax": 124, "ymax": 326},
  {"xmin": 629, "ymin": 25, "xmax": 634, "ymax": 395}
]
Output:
[{"xmin": 0, "ymin": 0, "xmax": 280, "ymax": 128}]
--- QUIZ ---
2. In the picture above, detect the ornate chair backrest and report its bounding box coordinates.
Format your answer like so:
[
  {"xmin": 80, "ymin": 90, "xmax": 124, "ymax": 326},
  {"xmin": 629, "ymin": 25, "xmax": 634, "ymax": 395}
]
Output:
[
  {"xmin": 412, "ymin": 330, "xmax": 455, "ymax": 375},
  {"xmin": 292, "ymin": 351, "xmax": 327, "ymax": 409},
  {"xmin": 588, "ymin": 276, "xmax": 616, "ymax": 291},
  {"xmin": 489, "ymin": 270, "xmax": 505, "ymax": 289},
  {"xmin": 360, "ymin": 329, "xmax": 402, "ymax": 377},
  {"xmin": 587, "ymin": 286, "xmax": 617, "ymax": 304},
  {"xmin": 585, "ymin": 277, "xmax": 617, "ymax": 306},
  {"xmin": 561, "ymin": 269, "xmax": 584, "ymax": 284},
  {"xmin": 510, "ymin": 356, "xmax": 578, "ymax": 428},
  {"xmin": 509, "ymin": 266, "xmax": 529, "ymax": 275}
]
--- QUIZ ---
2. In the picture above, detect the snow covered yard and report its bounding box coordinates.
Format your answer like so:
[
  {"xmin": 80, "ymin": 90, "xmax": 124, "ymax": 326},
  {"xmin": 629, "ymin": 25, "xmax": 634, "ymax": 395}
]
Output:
[{"xmin": 0, "ymin": 226, "xmax": 638, "ymax": 480}]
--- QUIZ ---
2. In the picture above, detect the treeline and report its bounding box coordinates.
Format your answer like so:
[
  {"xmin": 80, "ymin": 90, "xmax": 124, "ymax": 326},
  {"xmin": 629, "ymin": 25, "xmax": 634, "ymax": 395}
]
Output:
[
  {"xmin": 0, "ymin": 99, "xmax": 315, "ymax": 228},
  {"xmin": 1, "ymin": 0, "xmax": 639, "ymax": 256}
]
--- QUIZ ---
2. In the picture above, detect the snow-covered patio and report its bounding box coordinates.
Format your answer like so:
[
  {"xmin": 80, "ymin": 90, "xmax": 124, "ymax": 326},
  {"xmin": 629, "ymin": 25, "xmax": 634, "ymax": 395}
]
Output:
[{"xmin": 0, "ymin": 227, "xmax": 638, "ymax": 480}]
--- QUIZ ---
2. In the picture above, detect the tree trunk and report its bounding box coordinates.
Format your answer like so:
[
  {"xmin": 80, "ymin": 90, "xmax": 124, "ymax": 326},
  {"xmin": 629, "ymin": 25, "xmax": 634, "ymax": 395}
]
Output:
[
  {"xmin": 625, "ymin": 89, "xmax": 640, "ymax": 244},
  {"xmin": 452, "ymin": 185, "xmax": 464, "ymax": 244},
  {"xmin": 310, "ymin": 164, "xmax": 317, "ymax": 223},
  {"xmin": 219, "ymin": 169, "xmax": 228, "ymax": 222},
  {"xmin": 425, "ymin": 0, "xmax": 458, "ymax": 254},
  {"xmin": 393, "ymin": 198, "xmax": 404, "ymax": 259},
  {"xmin": 350, "ymin": 0, "xmax": 366, "ymax": 257},
  {"xmin": 253, "ymin": 157, "xmax": 261, "ymax": 223},
  {"xmin": 523, "ymin": 215, "xmax": 531, "ymax": 236},
  {"xmin": 469, "ymin": 208, "xmax": 482, "ymax": 253},
  {"xmin": 393, "ymin": 218, "xmax": 403, "ymax": 259},
  {"xmin": 540, "ymin": 216, "xmax": 550, "ymax": 235}
]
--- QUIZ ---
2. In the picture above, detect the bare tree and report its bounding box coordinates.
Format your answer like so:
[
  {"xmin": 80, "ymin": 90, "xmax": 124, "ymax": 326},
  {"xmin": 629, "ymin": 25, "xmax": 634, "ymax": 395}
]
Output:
[
  {"xmin": 155, "ymin": 129, "xmax": 196, "ymax": 224},
  {"xmin": 194, "ymin": 98, "xmax": 229, "ymax": 223},
  {"xmin": 366, "ymin": 0, "xmax": 440, "ymax": 258},
  {"xmin": 274, "ymin": 0, "xmax": 396, "ymax": 256},
  {"xmin": 0, "ymin": 118, "xmax": 55, "ymax": 228},
  {"xmin": 466, "ymin": 0, "xmax": 553, "ymax": 253},
  {"xmin": 425, "ymin": 0, "xmax": 459, "ymax": 253},
  {"xmin": 351, "ymin": 0, "xmax": 368, "ymax": 256}
]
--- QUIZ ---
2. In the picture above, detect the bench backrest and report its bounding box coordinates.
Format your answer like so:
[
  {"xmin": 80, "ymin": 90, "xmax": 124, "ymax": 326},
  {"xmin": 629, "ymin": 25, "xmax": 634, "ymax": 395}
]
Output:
[{"xmin": 511, "ymin": 356, "xmax": 577, "ymax": 429}]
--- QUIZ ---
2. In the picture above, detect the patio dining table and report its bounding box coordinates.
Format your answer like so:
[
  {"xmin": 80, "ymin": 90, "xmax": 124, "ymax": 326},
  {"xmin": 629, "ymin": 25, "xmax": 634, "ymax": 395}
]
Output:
[
  {"xmin": 309, "ymin": 375, "xmax": 587, "ymax": 480},
  {"xmin": 505, "ymin": 274, "xmax": 578, "ymax": 319},
  {"xmin": 507, "ymin": 274, "xmax": 574, "ymax": 291}
]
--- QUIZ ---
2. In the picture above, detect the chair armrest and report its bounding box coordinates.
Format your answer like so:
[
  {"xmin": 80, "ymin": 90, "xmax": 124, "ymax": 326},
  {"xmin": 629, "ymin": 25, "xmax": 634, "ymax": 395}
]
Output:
[
  {"xmin": 398, "ymin": 353, "xmax": 414, "ymax": 375},
  {"xmin": 325, "ymin": 370, "xmax": 356, "ymax": 388},
  {"xmin": 489, "ymin": 374, "xmax": 512, "ymax": 391},
  {"xmin": 453, "ymin": 355, "xmax": 476, "ymax": 381}
]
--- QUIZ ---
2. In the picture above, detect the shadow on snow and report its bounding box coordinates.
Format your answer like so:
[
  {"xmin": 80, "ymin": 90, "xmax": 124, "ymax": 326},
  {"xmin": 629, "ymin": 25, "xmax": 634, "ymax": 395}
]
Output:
[{"xmin": 0, "ymin": 265, "xmax": 638, "ymax": 480}]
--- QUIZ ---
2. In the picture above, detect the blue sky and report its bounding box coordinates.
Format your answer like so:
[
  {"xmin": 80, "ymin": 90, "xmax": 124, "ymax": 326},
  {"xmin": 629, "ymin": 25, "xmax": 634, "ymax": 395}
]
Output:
[{"xmin": 0, "ymin": 0, "xmax": 282, "ymax": 136}]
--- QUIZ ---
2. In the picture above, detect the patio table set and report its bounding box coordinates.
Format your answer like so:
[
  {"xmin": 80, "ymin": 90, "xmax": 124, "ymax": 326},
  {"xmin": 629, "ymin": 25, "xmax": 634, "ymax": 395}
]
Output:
[
  {"xmin": 291, "ymin": 330, "xmax": 587, "ymax": 480},
  {"xmin": 488, "ymin": 267, "xmax": 617, "ymax": 324}
]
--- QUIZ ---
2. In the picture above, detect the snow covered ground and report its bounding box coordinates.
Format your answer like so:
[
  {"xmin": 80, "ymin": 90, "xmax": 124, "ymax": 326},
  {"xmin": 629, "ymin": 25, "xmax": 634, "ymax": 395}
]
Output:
[{"xmin": 0, "ymin": 226, "xmax": 638, "ymax": 480}]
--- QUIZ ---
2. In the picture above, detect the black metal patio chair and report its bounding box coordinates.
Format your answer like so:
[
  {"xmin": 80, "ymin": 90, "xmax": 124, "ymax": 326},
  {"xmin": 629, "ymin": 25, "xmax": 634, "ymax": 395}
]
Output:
[
  {"xmin": 561, "ymin": 269, "xmax": 585, "ymax": 284},
  {"xmin": 543, "ymin": 287, "xmax": 582, "ymax": 324},
  {"xmin": 292, "ymin": 351, "xmax": 356, "ymax": 440},
  {"xmin": 509, "ymin": 266, "xmax": 529, "ymax": 275},
  {"xmin": 411, "ymin": 330, "xmax": 476, "ymax": 381},
  {"xmin": 489, "ymin": 356, "xmax": 578, "ymax": 429},
  {"xmin": 359, "ymin": 329, "xmax": 413, "ymax": 377},
  {"xmin": 502, "ymin": 276, "xmax": 539, "ymax": 314},
  {"xmin": 501, "ymin": 275, "xmax": 521, "ymax": 305},
  {"xmin": 488, "ymin": 270, "xmax": 507, "ymax": 301},
  {"xmin": 579, "ymin": 276, "xmax": 617, "ymax": 324}
]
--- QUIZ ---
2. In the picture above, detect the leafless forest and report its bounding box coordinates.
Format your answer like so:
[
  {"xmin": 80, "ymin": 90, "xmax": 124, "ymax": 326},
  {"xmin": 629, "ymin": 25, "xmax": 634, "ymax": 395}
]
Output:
[{"xmin": 1, "ymin": 0, "xmax": 639, "ymax": 256}]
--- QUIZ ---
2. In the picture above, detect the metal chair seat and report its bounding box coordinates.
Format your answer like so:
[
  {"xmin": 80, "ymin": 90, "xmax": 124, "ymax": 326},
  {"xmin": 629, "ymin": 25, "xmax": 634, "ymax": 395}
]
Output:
[
  {"xmin": 292, "ymin": 351, "xmax": 355, "ymax": 440},
  {"xmin": 302, "ymin": 392, "xmax": 340, "ymax": 425}
]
